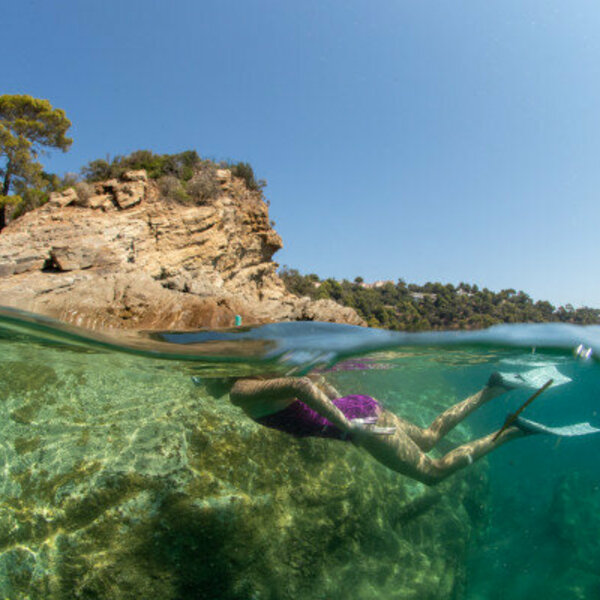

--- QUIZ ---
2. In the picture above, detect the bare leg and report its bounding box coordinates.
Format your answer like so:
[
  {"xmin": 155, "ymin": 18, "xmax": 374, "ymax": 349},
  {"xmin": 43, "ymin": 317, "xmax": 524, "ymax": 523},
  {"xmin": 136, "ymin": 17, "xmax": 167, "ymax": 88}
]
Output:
[
  {"xmin": 433, "ymin": 427, "xmax": 526, "ymax": 480},
  {"xmin": 354, "ymin": 408, "xmax": 529, "ymax": 486},
  {"xmin": 396, "ymin": 384, "xmax": 509, "ymax": 451}
]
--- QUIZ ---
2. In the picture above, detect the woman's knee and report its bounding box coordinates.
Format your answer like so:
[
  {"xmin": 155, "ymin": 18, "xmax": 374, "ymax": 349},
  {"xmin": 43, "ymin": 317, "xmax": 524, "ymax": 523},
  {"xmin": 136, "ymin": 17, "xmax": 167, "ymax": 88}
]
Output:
[
  {"xmin": 417, "ymin": 456, "xmax": 456, "ymax": 485},
  {"xmin": 414, "ymin": 468, "xmax": 443, "ymax": 486},
  {"xmin": 407, "ymin": 457, "xmax": 445, "ymax": 486},
  {"xmin": 418, "ymin": 430, "xmax": 438, "ymax": 452}
]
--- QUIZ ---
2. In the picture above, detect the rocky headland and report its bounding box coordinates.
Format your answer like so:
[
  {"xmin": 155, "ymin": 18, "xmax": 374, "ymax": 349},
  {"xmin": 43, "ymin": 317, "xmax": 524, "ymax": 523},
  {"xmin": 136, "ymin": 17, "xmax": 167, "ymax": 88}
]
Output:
[{"xmin": 0, "ymin": 169, "xmax": 364, "ymax": 330}]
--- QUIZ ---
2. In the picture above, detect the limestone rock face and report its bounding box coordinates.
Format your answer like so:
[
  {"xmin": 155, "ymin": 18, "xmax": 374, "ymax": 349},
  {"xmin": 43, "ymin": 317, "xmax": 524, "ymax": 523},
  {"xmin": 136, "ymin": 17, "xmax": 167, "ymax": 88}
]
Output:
[
  {"xmin": 47, "ymin": 187, "xmax": 78, "ymax": 208},
  {"xmin": 0, "ymin": 170, "xmax": 365, "ymax": 329}
]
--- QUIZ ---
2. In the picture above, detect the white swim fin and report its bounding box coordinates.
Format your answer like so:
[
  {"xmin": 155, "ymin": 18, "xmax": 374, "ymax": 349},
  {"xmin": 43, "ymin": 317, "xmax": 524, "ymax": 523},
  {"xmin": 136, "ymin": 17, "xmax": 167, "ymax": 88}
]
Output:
[
  {"xmin": 516, "ymin": 416, "xmax": 600, "ymax": 437},
  {"xmin": 489, "ymin": 366, "xmax": 571, "ymax": 390}
]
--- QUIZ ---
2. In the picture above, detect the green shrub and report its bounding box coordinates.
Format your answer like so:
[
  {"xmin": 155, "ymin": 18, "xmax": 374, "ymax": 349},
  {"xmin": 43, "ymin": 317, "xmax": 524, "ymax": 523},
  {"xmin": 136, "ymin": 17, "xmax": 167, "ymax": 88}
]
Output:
[
  {"xmin": 74, "ymin": 181, "xmax": 94, "ymax": 204},
  {"xmin": 229, "ymin": 161, "xmax": 265, "ymax": 191},
  {"xmin": 61, "ymin": 172, "xmax": 79, "ymax": 188},
  {"xmin": 9, "ymin": 188, "xmax": 48, "ymax": 219},
  {"xmin": 81, "ymin": 159, "xmax": 114, "ymax": 181},
  {"xmin": 185, "ymin": 161, "xmax": 220, "ymax": 203},
  {"xmin": 157, "ymin": 175, "xmax": 190, "ymax": 204}
]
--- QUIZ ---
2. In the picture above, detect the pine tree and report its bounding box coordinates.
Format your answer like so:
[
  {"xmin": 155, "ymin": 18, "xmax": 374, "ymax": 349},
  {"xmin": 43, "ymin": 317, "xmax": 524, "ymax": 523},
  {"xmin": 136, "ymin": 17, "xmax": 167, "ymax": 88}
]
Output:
[{"xmin": 0, "ymin": 95, "xmax": 72, "ymax": 230}]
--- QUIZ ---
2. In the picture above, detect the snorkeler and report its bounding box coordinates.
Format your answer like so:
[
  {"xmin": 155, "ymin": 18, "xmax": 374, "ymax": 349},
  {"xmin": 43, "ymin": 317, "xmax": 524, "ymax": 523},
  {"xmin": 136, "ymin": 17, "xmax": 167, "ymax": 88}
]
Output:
[{"xmin": 199, "ymin": 371, "xmax": 599, "ymax": 487}]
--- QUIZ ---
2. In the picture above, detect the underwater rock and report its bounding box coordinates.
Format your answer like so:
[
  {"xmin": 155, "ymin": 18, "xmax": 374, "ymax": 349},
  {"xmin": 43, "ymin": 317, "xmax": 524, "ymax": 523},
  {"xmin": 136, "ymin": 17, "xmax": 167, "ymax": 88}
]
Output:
[{"xmin": 0, "ymin": 346, "xmax": 486, "ymax": 600}]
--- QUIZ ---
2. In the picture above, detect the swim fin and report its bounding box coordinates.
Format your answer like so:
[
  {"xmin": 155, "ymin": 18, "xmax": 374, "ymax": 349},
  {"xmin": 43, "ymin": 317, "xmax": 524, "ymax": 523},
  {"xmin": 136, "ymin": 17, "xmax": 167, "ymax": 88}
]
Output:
[
  {"xmin": 492, "ymin": 379, "xmax": 554, "ymax": 441},
  {"xmin": 489, "ymin": 366, "xmax": 571, "ymax": 390},
  {"xmin": 515, "ymin": 416, "xmax": 600, "ymax": 437}
]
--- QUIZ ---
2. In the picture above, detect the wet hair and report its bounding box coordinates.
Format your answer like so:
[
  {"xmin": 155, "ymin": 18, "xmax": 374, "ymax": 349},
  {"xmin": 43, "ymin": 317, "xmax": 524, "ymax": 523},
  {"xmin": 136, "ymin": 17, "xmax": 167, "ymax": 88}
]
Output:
[{"xmin": 202, "ymin": 377, "xmax": 236, "ymax": 398}]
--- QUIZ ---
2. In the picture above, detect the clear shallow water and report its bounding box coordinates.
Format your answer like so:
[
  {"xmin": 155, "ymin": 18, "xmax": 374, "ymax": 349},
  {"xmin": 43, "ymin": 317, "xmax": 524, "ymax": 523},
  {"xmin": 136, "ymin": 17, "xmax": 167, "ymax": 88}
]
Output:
[{"xmin": 0, "ymin": 306, "xmax": 599, "ymax": 599}]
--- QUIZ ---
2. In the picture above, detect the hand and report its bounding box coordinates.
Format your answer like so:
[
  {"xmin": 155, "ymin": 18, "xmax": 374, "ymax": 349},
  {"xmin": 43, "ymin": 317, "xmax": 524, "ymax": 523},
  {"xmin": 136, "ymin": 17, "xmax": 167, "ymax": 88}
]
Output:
[
  {"xmin": 352, "ymin": 417, "xmax": 378, "ymax": 425},
  {"xmin": 350, "ymin": 417, "xmax": 396, "ymax": 436},
  {"xmin": 370, "ymin": 426, "xmax": 397, "ymax": 435}
]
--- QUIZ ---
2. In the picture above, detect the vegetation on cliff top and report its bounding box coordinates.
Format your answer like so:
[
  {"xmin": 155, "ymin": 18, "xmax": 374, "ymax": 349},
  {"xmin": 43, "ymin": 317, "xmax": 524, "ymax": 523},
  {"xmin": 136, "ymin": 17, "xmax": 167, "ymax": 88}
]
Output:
[
  {"xmin": 1, "ymin": 143, "xmax": 265, "ymax": 224},
  {"xmin": 0, "ymin": 95, "xmax": 266, "ymax": 225},
  {"xmin": 279, "ymin": 267, "xmax": 600, "ymax": 330},
  {"xmin": 80, "ymin": 149, "xmax": 265, "ymax": 206},
  {"xmin": 81, "ymin": 150, "xmax": 265, "ymax": 191}
]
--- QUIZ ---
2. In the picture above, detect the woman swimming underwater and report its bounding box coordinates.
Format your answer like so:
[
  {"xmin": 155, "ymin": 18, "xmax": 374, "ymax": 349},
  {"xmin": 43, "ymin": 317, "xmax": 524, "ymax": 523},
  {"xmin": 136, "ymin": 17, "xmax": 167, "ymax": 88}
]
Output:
[{"xmin": 199, "ymin": 371, "xmax": 599, "ymax": 487}]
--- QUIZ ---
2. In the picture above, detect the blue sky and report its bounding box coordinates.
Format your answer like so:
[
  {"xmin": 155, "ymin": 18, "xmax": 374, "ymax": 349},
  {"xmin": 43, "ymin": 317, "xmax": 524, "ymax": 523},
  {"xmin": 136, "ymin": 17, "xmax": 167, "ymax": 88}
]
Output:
[{"xmin": 6, "ymin": 1, "xmax": 600, "ymax": 307}]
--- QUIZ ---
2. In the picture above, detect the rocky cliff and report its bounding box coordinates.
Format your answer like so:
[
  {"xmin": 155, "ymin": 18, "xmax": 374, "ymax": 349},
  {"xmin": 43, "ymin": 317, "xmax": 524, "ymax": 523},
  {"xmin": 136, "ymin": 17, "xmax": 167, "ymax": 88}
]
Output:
[{"xmin": 0, "ymin": 169, "xmax": 364, "ymax": 329}]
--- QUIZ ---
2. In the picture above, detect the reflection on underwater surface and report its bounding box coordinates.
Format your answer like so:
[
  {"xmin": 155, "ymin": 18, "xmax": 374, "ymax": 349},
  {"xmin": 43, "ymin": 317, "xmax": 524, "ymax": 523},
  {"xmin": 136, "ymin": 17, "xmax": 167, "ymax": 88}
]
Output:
[{"xmin": 0, "ymin": 307, "xmax": 599, "ymax": 599}]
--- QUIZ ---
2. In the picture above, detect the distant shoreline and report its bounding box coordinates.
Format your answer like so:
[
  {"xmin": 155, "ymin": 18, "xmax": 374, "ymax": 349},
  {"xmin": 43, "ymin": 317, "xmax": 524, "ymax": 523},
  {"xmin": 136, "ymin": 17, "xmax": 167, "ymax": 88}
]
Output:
[{"xmin": 279, "ymin": 268, "xmax": 600, "ymax": 331}]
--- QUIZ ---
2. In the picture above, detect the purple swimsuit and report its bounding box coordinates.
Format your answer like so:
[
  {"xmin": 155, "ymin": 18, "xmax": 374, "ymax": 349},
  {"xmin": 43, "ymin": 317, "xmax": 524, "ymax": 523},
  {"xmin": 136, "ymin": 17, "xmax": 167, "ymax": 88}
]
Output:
[{"xmin": 254, "ymin": 394, "xmax": 380, "ymax": 441}]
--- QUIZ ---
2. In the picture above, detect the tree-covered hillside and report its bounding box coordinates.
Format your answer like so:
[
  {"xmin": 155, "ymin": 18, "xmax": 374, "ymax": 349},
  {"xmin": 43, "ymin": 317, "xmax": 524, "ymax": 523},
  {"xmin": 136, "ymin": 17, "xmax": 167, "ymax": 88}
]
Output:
[{"xmin": 279, "ymin": 268, "xmax": 600, "ymax": 330}]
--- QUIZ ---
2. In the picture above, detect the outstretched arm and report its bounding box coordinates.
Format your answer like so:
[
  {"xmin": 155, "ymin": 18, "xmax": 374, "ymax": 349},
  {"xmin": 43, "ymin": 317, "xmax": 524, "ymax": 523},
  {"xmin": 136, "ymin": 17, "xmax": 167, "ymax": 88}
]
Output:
[{"xmin": 231, "ymin": 377, "xmax": 352, "ymax": 431}]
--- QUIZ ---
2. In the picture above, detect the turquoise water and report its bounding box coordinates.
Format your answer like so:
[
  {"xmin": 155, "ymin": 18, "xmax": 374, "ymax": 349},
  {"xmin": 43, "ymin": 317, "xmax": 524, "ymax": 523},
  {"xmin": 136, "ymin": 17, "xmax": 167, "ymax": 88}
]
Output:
[{"xmin": 0, "ymin": 306, "xmax": 599, "ymax": 599}]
